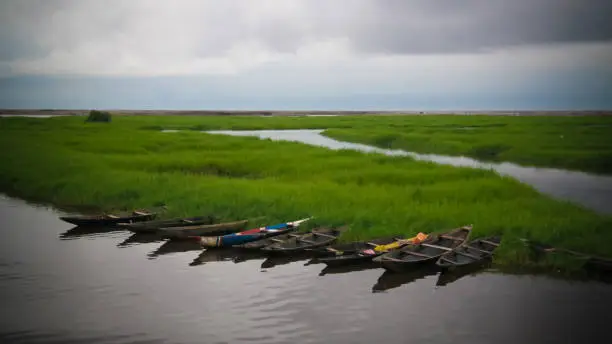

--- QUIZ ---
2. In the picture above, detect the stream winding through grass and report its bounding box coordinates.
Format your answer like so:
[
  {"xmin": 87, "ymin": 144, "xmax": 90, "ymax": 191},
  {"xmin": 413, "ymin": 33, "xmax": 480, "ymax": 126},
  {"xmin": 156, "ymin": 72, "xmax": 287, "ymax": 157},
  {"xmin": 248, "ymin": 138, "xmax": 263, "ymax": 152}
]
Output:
[{"xmin": 205, "ymin": 129, "xmax": 612, "ymax": 215}]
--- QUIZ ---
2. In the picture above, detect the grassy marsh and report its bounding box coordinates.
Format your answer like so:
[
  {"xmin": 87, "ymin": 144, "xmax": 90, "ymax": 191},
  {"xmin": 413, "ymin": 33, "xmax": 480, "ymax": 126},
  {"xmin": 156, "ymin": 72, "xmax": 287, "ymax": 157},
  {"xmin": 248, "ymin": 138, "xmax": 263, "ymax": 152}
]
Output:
[
  {"xmin": 1, "ymin": 115, "xmax": 611, "ymax": 272},
  {"xmin": 112, "ymin": 113, "xmax": 612, "ymax": 174}
]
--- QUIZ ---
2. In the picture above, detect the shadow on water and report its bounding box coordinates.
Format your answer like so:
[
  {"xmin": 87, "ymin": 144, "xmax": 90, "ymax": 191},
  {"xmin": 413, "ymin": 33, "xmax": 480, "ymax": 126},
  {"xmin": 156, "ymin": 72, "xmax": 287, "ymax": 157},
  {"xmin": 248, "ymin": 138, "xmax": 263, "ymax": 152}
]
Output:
[
  {"xmin": 372, "ymin": 265, "xmax": 440, "ymax": 293},
  {"xmin": 147, "ymin": 239, "xmax": 202, "ymax": 259},
  {"xmin": 59, "ymin": 226, "xmax": 124, "ymax": 240},
  {"xmin": 260, "ymin": 252, "xmax": 314, "ymax": 270},
  {"xmin": 435, "ymin": 262, "xmax": 492, "ymax": 288},
  {"xmin": 315, "ymin": 261, "xmax": 382, "ymax": 276},
  {"xmin": 189, "ymin": 248, "xmax": 267, "ymax": 267},
  {"xmin": 117, "ymin": 233, "xmax": 165, "ymax": 248}
]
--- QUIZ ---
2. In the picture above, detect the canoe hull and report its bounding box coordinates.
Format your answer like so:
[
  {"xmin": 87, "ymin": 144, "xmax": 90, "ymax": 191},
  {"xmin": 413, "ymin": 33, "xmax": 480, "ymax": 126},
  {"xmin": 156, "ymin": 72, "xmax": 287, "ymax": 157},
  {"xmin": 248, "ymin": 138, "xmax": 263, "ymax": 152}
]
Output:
[
  {"xmin": 375, "ymin": 226, "xmax": 472, "ymax": 271},
  {"xmin": 261, "ymin": 226, "xmax": 347, "ymax": 254},
  {"xmin": 120, "ymin": 215, "xmax": 216, "ymax": 233},
  {"xmin": 435, "ymin": 236, "xmax": 502, "ymax": 268},
  {"xmin": 200, "ymin": 228, "xmax": 293, "ymax": 247},
  {"xmin": 157, "ymin": 220, "xmax": 248, "ymax": 240},
  {"xmin": 59, "ymin": 213, "xmax": 155, "ymax": 226},
  {"xmin": 199, "ymin": 218, "xmax": 311, "ymax": 248},
  {"xmin": 314, "ymin": 233, "xmax": 429, "ymax": 267}
]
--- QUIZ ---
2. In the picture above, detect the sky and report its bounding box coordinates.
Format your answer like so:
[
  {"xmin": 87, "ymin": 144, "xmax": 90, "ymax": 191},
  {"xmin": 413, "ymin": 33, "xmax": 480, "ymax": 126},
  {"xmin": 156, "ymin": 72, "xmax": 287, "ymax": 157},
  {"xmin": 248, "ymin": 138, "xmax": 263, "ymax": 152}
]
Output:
[{"xmin": 0, "ymin": 0, "xmax": 611, "ymax": 110}]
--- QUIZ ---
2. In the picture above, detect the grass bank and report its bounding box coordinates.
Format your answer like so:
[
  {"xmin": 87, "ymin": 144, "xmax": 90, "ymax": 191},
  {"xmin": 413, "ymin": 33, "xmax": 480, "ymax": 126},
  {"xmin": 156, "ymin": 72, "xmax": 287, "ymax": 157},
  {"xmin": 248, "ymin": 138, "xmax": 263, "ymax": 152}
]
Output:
[
  {"xmin": 1, "ymin": 115, "xmax": 611, "ymax": 273},
  {"xmin": 108, "ymin": 113, "xmax": 612, "ymax": 174}
]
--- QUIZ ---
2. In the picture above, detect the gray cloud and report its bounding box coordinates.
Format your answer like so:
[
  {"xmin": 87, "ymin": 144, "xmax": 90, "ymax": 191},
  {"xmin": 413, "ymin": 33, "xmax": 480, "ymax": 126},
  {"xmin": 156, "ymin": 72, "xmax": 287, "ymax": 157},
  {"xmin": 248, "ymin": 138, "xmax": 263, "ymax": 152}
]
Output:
[
  {"xmin": 345, "ymin": 0, "xmax": 612, "ymax": 54},
  {"xmin": 0, "ymin": 0, "xmax": 611, "ymax": 65}
]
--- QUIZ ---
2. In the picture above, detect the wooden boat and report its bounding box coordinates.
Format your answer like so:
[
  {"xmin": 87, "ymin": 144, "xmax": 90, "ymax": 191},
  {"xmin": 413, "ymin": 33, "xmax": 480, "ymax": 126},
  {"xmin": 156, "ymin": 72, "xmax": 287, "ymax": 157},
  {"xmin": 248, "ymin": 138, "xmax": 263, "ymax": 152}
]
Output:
[
  {"xmin": 436, "ymin": 236, "xmax": 502, "ymax": 268},
  {"xmin": 197, "ymin": 218, "xmax": 311, "ymax": 248},
  {"xmin": 373, "ymin": 225, "xmax": 472, "ymax": 272},
  {"xmin": 260, "ymin": 226, "xmax": 348, "ymax": 254},
  {"xmin": 119, "ymin": 215, "xmax": 216, "ymax": 233},
  {"xmin": 59, "ymin": 209, "xmax": 158, "ymax": 226},
  {"xmin": 234, "ymin": 231, "xmax": 301, "ymax": 250},
  {"xmin": 314, "ymin": 232, "xmax": 429, "ymax": 267},
  {"xmin": 157, "ymin": 219, "xmax": 249, "ymax": 240}
]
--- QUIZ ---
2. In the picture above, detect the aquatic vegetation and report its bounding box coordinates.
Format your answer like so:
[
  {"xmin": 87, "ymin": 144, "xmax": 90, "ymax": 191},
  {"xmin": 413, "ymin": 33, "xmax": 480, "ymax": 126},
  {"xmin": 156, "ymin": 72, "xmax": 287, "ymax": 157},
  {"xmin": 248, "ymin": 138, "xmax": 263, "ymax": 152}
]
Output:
[{"xmin": 1, "ymin": 115, "xmax": 611, "ymax": 272}]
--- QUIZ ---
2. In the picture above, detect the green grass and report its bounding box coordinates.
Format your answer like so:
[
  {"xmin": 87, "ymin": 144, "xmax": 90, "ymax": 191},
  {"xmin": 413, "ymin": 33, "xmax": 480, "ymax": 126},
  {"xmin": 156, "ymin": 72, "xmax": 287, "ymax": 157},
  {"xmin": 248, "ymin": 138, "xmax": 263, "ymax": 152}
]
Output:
[
  {"xmin": 1, "ymin": 115, "xmax": 611, "ymax": 273},
  {"xmin": 105, "ymin": 113, "xmax": 612, "ymax": 174},
  {"xmin": 322, "ymin": 115, "xmax": 612, "ymax": 174}
]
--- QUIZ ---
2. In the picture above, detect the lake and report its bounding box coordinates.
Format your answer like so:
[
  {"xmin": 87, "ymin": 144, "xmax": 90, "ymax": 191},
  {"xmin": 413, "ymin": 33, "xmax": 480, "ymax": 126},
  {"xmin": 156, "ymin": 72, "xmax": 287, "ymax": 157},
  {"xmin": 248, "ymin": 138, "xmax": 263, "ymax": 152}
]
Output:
[{"xmin": 1, "ymin": 195, "xmax": 611, "ymax": 344}]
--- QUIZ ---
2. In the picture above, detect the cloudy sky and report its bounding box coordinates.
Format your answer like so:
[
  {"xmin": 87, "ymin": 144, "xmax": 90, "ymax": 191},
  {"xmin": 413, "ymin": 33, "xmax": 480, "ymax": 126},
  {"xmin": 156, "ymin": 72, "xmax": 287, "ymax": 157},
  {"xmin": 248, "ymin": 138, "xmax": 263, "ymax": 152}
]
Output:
[{"xmin": 0, "ymin": 0, "xmax": 611, "ymax": 110}]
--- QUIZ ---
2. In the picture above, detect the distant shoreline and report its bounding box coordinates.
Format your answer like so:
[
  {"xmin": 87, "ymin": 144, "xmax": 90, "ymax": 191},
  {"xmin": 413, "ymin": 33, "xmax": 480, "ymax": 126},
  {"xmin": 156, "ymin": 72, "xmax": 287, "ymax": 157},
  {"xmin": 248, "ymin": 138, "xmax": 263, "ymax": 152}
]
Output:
[{"xmin": 1, "ymin": 109, "xmax": 611, "ymax": 117}]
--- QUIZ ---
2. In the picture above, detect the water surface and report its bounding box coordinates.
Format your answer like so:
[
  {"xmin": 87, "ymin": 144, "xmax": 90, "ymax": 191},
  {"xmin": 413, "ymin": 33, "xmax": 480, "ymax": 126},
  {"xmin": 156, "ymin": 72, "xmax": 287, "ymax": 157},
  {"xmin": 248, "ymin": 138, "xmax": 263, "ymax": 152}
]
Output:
[{"xmin": 1, "ymin": 195, "xmax": 611, "ymax": 344}]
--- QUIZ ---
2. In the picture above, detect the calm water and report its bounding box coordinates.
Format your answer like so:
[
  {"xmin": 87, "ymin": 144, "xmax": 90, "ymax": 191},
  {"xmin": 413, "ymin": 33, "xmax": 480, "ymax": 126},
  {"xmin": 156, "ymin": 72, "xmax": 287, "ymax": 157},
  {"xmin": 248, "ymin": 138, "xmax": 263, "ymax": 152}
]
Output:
[
  {"xmin": 206, "ymin": 129, "xmax": 612, "ymax": 215},
  {"xmin": 1, "ymin": 195, "xmax": 611, "ymax": 344}
]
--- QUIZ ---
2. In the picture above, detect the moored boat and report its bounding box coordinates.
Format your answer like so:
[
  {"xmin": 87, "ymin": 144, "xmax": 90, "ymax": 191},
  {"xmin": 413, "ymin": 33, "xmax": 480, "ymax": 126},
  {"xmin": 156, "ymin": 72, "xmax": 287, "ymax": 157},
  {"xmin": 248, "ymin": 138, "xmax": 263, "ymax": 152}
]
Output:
[
  {"xmin": 260, "ymin": 226, "xmax": 348, "ymax": 254},
  {"xmin": 234, "ymin": 231, "xmax": 301, "ymax": 250},
  {"xmin": 315, "ymin": 232, "xmax": 429, "ymax": 267},
  {"xmin": 59, "ymin": 208, "xmax": 159, "ymax": 226},
  {"xmin": 157, "ymin": 219, "xmax": 249, "ymax": 240},
  {"xmin": 436, "ymin": 236, "xmax": 502, "ymax": 268},
  {"xmin": 373, "ymin": 225, "xmax": 472, "ymax": 272},
  {"xmin": 197, "ymin": 218, "xmax": 312, "ymax": 248},
  {"xmin": 119, "ymin": 215, "xmax": 217, "ymax": 233}
]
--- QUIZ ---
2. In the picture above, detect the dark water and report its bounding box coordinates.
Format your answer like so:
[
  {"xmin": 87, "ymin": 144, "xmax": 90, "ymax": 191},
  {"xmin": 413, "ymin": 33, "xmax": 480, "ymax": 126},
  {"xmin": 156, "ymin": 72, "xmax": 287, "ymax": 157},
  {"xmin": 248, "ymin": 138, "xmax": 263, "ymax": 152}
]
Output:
[
  {"xmin": 206, "ymin": 129, "xmax": 612, "ymax": 215},
  {"xmin": 1, "ymin": 195, "xmax": 611, "ymax": 344}
]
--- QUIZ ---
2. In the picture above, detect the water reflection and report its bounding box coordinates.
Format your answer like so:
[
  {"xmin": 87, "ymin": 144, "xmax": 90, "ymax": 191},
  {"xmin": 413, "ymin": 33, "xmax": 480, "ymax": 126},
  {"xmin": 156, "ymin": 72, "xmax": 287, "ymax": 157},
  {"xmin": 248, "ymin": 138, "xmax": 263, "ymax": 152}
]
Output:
[
  {"xmin": 147, "ymin": 240, "xmax": 202, "ymax": 259},
  {"xmin": 206, "ymin": 129, "xmax": 612, "ymax": 215},
  {"xmin": 260, "ymin": 252, "xmax": 314, "ymax": 270},
  {"xmin": 435, "ymin": 263, "xmax": 491, "ymax": 288},
  {"xmin": 372, "ymin": 266, "xmax": 440, "ymax": 293},
  {"xmin": 59, "ymin": 226, "xmax": 124, "ymax": 240},
  {"xmin": 117, "ymin": 233, "xmax": 165, "ymax": 247},
  {"xmin": 189, "ymin": 248, "xmax": 267, "ymax": 266},
  {"xmin": 317, "ymin": 261, "xmax": 381, "ymax": 276}
]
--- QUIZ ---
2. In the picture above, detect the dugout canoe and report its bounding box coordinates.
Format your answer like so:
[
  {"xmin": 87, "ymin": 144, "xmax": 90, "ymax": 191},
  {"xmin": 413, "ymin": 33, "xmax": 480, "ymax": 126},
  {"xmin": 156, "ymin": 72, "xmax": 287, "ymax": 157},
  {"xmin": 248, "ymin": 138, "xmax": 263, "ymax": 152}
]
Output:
[
  {"xmin": 119, "ymin": 215, "xmax": 216, "ymax": 233},
  {"xmin": 315, "ymin": 232, "xmax": 429, "ymax": 267},
  {"xmin": 234, "ymin": 231, "xmax": 302, "ymax": 250},
  {"xmin": 59, "ymin": 209, "xmax": 158, "ymax": 226},
  {"xmin": 373, "ymin": 225, "xmax": 472, "ymax": 272},
  {"xmin": 157, "ymin": 219, "xmax": 249, "ymax": 239},
  {"xmin": 260, "ymin": 226, "xmax": 348, "ymax": 254},
  {"xmin": 197, "ymin": 218, "xmax": 312, "ymax": 248},
  {"xmin": 436, "ymin": 236, "xmax": 501, "ymax": 268}
]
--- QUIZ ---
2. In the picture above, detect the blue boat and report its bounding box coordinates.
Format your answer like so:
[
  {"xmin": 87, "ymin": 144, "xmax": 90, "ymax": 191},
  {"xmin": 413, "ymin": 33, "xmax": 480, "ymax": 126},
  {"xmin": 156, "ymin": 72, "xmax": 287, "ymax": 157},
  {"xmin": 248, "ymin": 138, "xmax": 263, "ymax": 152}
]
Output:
[{"xmin": 198, "ymin": 218, "xmax": 312, "ymax": 248}]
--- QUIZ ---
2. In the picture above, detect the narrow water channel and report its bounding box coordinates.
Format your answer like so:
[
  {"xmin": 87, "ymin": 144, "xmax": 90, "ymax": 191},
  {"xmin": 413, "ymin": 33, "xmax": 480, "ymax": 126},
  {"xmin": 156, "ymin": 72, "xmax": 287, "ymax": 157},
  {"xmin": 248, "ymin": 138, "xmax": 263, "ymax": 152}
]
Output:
[
  {"xmin": 205, "ymin": 129, "xmax": 612, "ymax": 215},
  {"xmin": 1, "ymin": 195, "xmax": 611, "ymax": 344}
]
